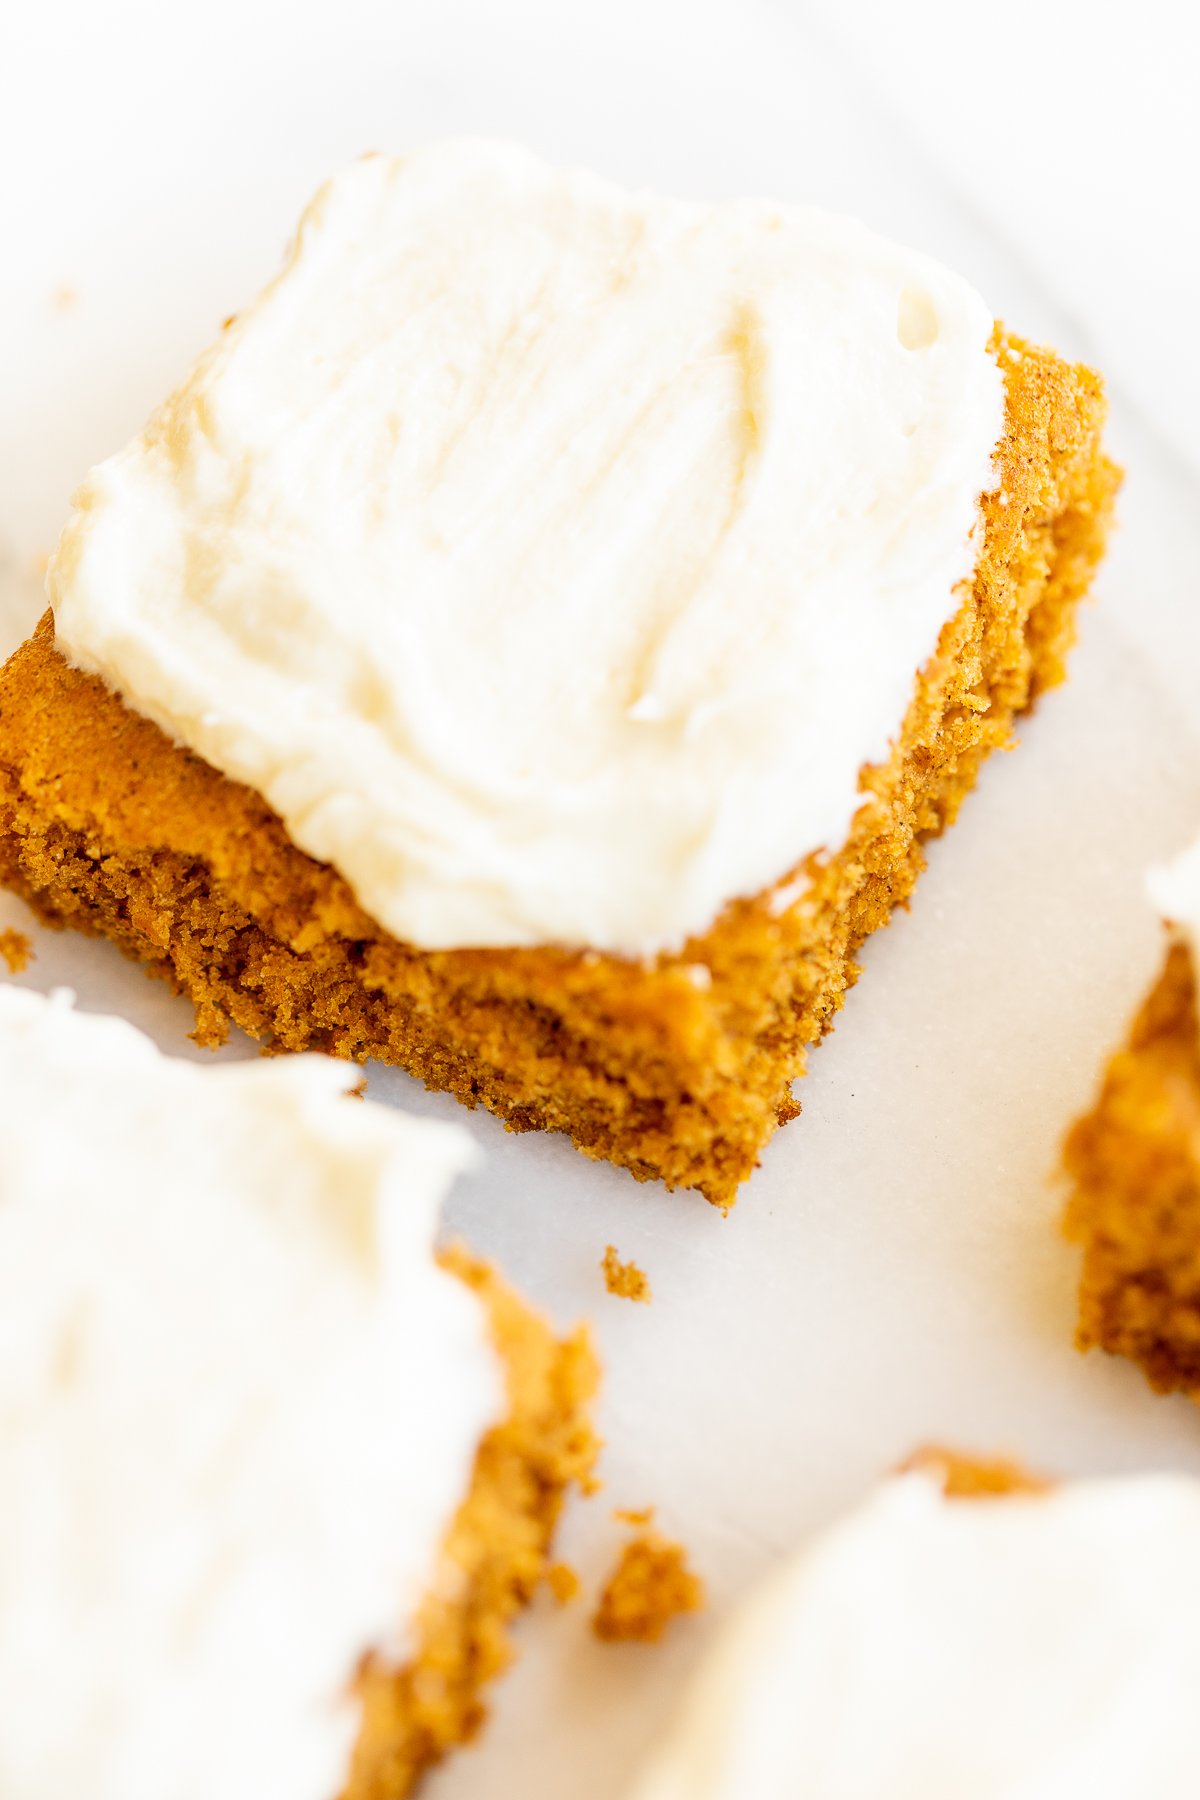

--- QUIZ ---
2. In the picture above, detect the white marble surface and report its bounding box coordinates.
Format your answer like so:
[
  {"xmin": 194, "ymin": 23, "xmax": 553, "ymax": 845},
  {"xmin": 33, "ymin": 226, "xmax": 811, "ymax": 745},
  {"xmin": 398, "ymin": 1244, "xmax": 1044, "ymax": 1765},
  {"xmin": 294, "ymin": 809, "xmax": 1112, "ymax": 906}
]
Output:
[{"xmin": 3, "ymin": 3, "xmax": 1200, "ymax": 1795}]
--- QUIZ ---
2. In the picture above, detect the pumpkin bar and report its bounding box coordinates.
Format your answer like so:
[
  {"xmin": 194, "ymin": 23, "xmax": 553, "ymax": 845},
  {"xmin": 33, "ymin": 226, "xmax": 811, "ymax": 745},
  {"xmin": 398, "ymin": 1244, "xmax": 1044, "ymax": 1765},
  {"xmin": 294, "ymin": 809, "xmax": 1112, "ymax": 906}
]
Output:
[
  {"xmin": 0, "ymin": 143, "xmax": 1117, "ymax": 1206},
  {"xmin": 0, "ymin": 984, "xmax": 597, "ymax": 1800}
]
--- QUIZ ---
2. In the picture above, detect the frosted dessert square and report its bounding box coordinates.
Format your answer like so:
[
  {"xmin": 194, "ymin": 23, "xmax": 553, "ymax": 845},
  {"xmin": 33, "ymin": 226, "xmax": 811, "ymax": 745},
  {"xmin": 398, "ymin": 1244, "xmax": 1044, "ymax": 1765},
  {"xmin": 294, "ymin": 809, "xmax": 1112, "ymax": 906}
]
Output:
[{"xmin": 0, "ymin": 142, "xmax": 1117, "ymax": 1204}]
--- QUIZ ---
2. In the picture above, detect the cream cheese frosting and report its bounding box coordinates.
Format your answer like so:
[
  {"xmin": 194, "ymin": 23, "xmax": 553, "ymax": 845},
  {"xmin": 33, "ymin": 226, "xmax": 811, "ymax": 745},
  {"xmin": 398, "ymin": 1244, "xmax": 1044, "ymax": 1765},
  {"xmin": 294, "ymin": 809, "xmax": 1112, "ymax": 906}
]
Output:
[
  {"xmin": 50, "ymin": 139, "xmax": 1005, "ymax": 956},
  {"xmin": 631, "ymin": 1468, "xmax": 1200, "ymax": 1800},
  {"xmin": 0, "ymin": 986, "xmax": 500, "ymax": 1800}
]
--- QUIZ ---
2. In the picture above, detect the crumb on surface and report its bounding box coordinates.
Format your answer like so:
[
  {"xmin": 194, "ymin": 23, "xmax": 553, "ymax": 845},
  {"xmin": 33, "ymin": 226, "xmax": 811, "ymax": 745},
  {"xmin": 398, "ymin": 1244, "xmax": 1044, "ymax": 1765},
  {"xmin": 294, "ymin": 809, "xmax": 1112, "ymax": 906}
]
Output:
[
  {"xmin": 602, "ymin": 1245, "xmax": 652, "ymax": 1304},
  {"xmin": 51, "ymin": 284, "xmax": 77, "ymax": 314},
  {"xmin": 545, "ymin": 1562, "xmax": 581, "ymax": 1606},
  {"xmin": 0, "ymin": 928, "xmax": 32, "ymax": 974},
  {"xmin": 592, "ymin": 1530, "xmax": 704, "ymax": 1644},
  {"xmin": 900, "ymin": 1445, "xmax": 1050, "ymax": 1499},
  {"xmin": 614, "ymin": 1506, "xmax": 655, "ymax": 1527}
]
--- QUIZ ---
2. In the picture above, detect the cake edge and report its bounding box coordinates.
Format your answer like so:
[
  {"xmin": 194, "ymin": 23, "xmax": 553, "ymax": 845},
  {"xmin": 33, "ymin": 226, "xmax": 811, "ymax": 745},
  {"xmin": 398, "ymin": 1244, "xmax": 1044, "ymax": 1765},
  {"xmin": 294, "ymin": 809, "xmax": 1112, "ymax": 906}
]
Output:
[
  {"xmin": 345, "ymin": 1245, "xmax": 600, "ymax": 1799},
  {"xmin": 1063, "ymin": 935, "xmax": 1200, "ymax": 1399}
]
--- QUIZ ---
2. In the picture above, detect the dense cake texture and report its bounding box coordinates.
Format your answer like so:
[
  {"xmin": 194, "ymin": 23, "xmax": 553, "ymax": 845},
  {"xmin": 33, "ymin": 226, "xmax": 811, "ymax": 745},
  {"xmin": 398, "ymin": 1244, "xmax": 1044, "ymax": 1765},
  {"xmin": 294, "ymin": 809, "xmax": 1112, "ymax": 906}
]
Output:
[
  {"xmin": 0, "ymin": 327, "xmax": 1115, "ymax": 1205},
  {"xmin": 1064, "ymin": 938, "xmax": 1200, "ymax": 1396},
  {"xmin": 628, "ymin": 1457, "xmax": 1200, "ymax": 1800},
  {"xmin": 0, "ymin": 988, "xmax": 598, "ymax": 1800}
]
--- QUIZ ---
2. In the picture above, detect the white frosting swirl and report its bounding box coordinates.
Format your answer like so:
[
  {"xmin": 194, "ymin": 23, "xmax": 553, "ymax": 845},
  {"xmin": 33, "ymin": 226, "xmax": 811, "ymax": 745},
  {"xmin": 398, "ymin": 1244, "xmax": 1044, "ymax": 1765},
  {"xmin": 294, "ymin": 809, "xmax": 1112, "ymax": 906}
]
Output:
[
  {"xmin": 0, "ymin": 987, "xmax": 500, "ymax": 1800},
  {"xmin": 632, "ymin": 1469, "xmax": 1200, "ymax": 1800},
  {"xmin": 51, "ymin": 140, "xmax": 1004, "ymax": 954}
]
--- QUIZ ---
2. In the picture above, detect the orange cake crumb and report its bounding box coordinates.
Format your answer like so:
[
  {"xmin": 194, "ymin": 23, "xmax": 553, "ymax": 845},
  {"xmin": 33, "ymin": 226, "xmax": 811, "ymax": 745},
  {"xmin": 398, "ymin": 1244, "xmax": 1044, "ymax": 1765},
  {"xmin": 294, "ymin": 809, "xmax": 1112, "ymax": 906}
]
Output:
[
  {"xmin": 0, "ymin": 333, "xmax": 1116, "ymax": 1208},
  {"xmin": 900, "ymin": 1445, "xmax": 1050, "ymax": 1499},
  {"xmin": 1063, "ymin": 937, "xmax": 1200, "ymax": 1398},
  {"xmin": 545, "ymin": 1562, "xmax": 581, "ymax": 1606},
  {"xmin": 592, "ymin": 1529, "xmax": 705, "ymax": 1644},
  {"xmin": 0, "ymin": 927, "xmax": 32, "ymax": 973},
  {"xmin": 345, "ymin": 1248, "xmax": 599, "ymax": 1798},
  {"xmin": 602, "ymin": 1245, "xmax": 652, "ymax": 1304},
  {"xmin": 614, "ymin": 1505, "xmax": 655, "ymax": 1527}
]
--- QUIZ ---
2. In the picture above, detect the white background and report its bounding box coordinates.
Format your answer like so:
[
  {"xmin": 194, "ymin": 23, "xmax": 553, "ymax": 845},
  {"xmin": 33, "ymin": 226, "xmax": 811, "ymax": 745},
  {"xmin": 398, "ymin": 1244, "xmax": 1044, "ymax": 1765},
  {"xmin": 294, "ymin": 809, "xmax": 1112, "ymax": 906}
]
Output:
[{"xmin": 3, "ymin": 2, "xmax": 1200, "ymax": 1794}]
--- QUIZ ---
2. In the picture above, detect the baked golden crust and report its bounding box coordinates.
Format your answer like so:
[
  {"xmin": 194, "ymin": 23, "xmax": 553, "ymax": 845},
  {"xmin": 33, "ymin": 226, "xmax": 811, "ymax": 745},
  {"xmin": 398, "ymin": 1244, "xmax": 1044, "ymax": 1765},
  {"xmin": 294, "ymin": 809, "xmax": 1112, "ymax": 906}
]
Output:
[
  {"xmin": 0, "ymin": 330, "xmax": 1117, "ymax": 1206},
  {"xmin": 346, "ymin": 1248, "xmax": 598, "ymax": 1799},
  {"xmin": 1063, "ymin": 939, "xmax": 1200, "ymax": 1398}
]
